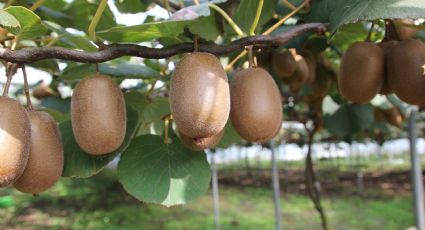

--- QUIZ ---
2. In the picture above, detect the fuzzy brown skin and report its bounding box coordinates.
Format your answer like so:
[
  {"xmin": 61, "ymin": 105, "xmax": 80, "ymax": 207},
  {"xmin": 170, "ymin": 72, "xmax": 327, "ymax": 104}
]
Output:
[
  {"xmin": 230, "ymin": 68, "xmax": 283, "ymax": 143},
  {"xmin": 378, "ymin": 41, "xmax": 398, "ymax": 95},
  {"xmin": 393, "ymin": 19, "xmax": 417, "ymax": 41},
  {"xmin": 292, "ymin": 54, "xmax": 310, "ymax": 83},
  {"xmin": 179, "ymin": 129, "xmax": 224, "ymax": 151},
  {"xmin": 71, "ymin": 75, "xmax": 127, "ymax": 155},
  {"xmin": 387, "ymin": 39, "xmax": 425, "ymax": 105},
  {"xmin": 170, "ymin": 52, "xmax": 230, "ymax": 138},
  {"xmin": 0, "ymin": 97, "xmax": 31, "ymax": 187},
  {"xmin": 271, "ymin": 50, "xmax": 297, "ymax": 79},
  {"xmin": 14, "ymin": 111, "xmax": 64, "ymax": 194},
  {"xmin": 339, "ymin": 42, "xmax": 384, "ymax": 104}
]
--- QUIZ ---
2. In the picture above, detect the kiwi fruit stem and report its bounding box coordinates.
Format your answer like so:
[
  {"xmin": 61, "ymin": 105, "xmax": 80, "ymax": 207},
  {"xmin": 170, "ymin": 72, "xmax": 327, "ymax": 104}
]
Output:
[{"xmin": 21, "ymin": 65, "xmax": 34, "ymax": 110}]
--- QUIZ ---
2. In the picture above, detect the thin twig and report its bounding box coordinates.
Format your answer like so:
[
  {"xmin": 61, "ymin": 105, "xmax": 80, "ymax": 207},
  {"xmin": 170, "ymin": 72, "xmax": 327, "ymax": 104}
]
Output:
[
  {"xmin": 21, "ymin": 64, "xmax": 33, "ymax": 110},
  {"xmin": 209, "ymin": 3, "xmax": 245, "ymax": 36},
  {"xmin": 29, "ymin": 0, "xmax": 46, "ymax": 11},
  {"xmin": 249, "ymin": 0, "xmax": 264, "ymax": 36},
  {"xmin": 88, "ymin": 0, "xmax": 108, "ymax": 41}
]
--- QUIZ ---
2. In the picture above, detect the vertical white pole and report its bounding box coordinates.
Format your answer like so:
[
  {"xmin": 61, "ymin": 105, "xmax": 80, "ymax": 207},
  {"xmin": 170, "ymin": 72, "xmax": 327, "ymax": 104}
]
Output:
[
  {"xmin": 270, "ymin": 142, "xmax": 282, "ymax": 230},
  {"xmin": 211, "ymin": 152, "xmax": 220, "ymax": 230},
  {"xmin": 408, "ymin": 110, "xmax": 425, "ymax": 230}
]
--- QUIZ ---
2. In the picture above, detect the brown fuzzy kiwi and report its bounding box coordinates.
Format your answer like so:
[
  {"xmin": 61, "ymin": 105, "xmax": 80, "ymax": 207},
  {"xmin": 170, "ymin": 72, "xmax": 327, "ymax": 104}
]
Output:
[
  {"xmin": 304, "ymin": 63, "xmax": 333, "ymax": 104},
  {"xmin": 300, "ymin": 50, "xmax": 317, "ymax": 84},
  {"xmin": 292, "ymin": 54, "xmax": 310, "ymax": 83},
  {"xmin": 32, "ymin": 82, "xmax": 54, "ymax": 99},
  {"xmin": 256, "ymin": 48, "xmax": 272, "ymax": 69},
  {"xmin": 170, "ymin": 52, "xmax": 230, "ymax": 138},
  {"xmin": 271, "ymin": 50, "xmax": 298, "ymax": 79},
  {"xmin": 378, "ymin": 41, "xmax": 398, "ymax": 95},
  {"xmin": 339, "ymin": 42, "xmax": 384, "ymax": 103},
  {"xmin": 393, "ymin": 19, "xmax": 418, "ymax": 40},
  {"xmin": 0, "ymin": 97, "xmax": 31, "ymax": 187},
  {"xmin": 14, "ymin": 111, "xmax": 64, "ymax": 194},
  {"xmin": 179, "ymin": 129, "xmax": 224, "ymax": 151},
  {"xmin": 387, "ymin": 39, "xmax": 425, "ymax": 105},
  {"xmin": 384, "ymin": 107, "xmax": 403, "ymax": 127},
  {"xmin": 230, "ymin": 68, "xmax": 283, "ymax": 142},
  {"xmin": 71, "ymin": 75, "xmax": 127, "ymax": 155}
]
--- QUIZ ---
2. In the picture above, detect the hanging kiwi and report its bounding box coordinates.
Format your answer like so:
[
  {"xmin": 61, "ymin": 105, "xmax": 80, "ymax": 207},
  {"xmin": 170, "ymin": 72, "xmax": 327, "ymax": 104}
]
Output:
[
  {"xmin": 14, "ymin": 111, "xmax": 64, "ymax": 194},
  {"xmin": 0, "ymin": 97, "xmax": 31, "ymax": 187},
  {"xmin": 271, "ymin": 49, "xmax": 298, "ymax": 79},
  {"xmin": 230, "ymin": 68, "xmax": 282, "ymax": 142},
  {"xmin": 170, "ymin": 52, "xmax": 230, "ymax": 139},
  {"xmin": 378, "ymin": 41, "xmax": 398, "ymax": 95},
  {"xmin": 387, "ymin": 39, "xmax": 425, "ymax": 105},
  {"xmin": 256, "ymin": 48, "xmax": 272, "ymax": 69},
  {"xmin": 71, "ymin": 74, "xmax": 127, "ymax": 155},
  {"xmin": 178, "ymin": 129, "xmax": 224, "ymax": 151},
  {"xmin": 300, "ymin": 50, "xmax": 317, "ymax": 84},
  {"xmin": 393, "ymin": 19, "xmax": 418, "ymax": 40},
  {"xmin": 339, "ymin": 41, "xmax": 384, "ymax": 103}
]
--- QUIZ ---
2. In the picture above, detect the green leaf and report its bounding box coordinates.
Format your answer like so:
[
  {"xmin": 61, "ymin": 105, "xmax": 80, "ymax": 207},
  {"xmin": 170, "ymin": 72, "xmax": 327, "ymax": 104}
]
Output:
[
  {"xmin": 324, "ymin": 104, "xmax": 373, "ymax": 137},
  {"xmin": 60, "ymin": 106, "xmax": 139, "ymax": 178},
  {"xmin": 4, "ymin": 6, "xmax": 47, "ymax": 39},
  {"xmin": 114, "ymin": 0, "xmax": 150, "ymax": 13},
  {"xmin": 97, "ymin": 20, "xmax": 195, "ymax": 43},
  {"xmin": 0, "ymin": 9, "xmax": 20, "ymax": 30},
  {"xmin": 118, "ymin": 135, "xmax": 211, "ymax": 207},
  {"xmin": 216, "ymin": 121, "xmax": 241, "ymax": 149},
  {"xmin": 234, "ymin": 0, "xmax": 277, "ymax": 34},
  {"xmin": 60, "ymin": 63, "xmax": 160, "ymax": 81},
  {"xmin": 188, "ymin": 14, "xmax": 220, "ymax": 41},
  {"xmin": 43, "ymin": 20, "xmax": 97, "ymax": 51},
  {"xmin": 64, "ymin": 0, "xmax": 116, "ymax": 32},
  {"xmin": 306, "ymin": 0, "xmax": 425, "ymax": 33}
]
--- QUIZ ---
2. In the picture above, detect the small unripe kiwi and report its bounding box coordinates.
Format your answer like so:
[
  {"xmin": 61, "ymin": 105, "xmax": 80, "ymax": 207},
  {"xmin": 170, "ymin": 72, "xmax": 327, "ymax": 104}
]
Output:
[
  {"xmin": 14, "ymin": 111, "xmax": 64, "ymax": 194},
  {"xmin": 0, "ymin": 97, "xmax": 31, "ymax": 187},
  {"xmin": 230, "ymin": 68, "xmax": 282, "ymax": 142},
  {"xmin": 170, "ymin": 52, "xmax": 230, "ymax": 138},
  {"xmin": 339, "ymin": 42, "xmax": 384, "ymax": 103},
  {"xmin": 71, "ymin": 75, "xmax": 127, "ymax": 155},
  {"xmin": 387, "ymin": 39, "xmax": 425, "ymax": 105},
  {"xmin": 179, "ymin": 129, "xmax": 224, "ymax": 151},
  {"xmin": 271, "ymin": 50, "xmax": 297, "ymax": 79},
  {"xmin": 393, "ymin": 19, "xmax": 417, "ymax": 40}
]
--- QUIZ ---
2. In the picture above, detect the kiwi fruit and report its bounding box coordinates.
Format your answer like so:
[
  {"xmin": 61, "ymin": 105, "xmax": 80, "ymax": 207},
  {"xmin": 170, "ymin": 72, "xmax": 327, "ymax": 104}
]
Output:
[
  {"xmin": 292, "ymin": 54, "xmax": 310, "ymax": 83},
  {"xmin": 385, "ymin": 107, "xmax": 403, "ymax": 127},
  {"xmin": 14, "ymin": 111, "xmax": 64, "ymax": 194},
  {"xmin": 230, "ymin": 68, "xmax": 283, "ymax": 142},
  {"xmin": 71, "ymin": 75, "xmax": 127, "ymax": 155},
  {"xmin": 256, "ymin": 48, "xmax": 272, "ymax": 69},
  {"xmin": 32, "ymin": 81, "xmax": 55, "ymax": 100},
  {"xmin": 387, "ymin": 39, "xmax": 425, "ymax": 105},
  {"xmin": 378, "ymin": 41, "xmax": 398, "ymax": 95},
  {"xmin": 339, "ymin": 42, "xmax": 384, "ymax": 103},
  {"xmin": 393, "ymin": 19, "xmax": 417, "ymax": 40},
  {"xmin": 170, "ymin": 52, "xmax": 230, "ymax": 138},
  {"xmin": 0, "ymin": 97, "xmax": 31, "ymax": 187},
  {"xmin": 179, "ymin": 129, "xmax": 224, "ymax": 151},
  {"xmin": 271, "ymin": 50, "xmax": 298, "ymax": 79},
  {"xmin": 300, "ymin": 50, "xmax": 317, "ymax": 83}
]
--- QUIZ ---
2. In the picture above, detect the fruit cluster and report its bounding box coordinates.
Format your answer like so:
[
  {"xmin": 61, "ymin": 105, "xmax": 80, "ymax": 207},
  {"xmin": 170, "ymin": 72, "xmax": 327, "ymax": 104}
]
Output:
[
  {"xmin": 0, "ymin": 74, "xmax": 127, "ymax": 194},
  {"xmin": 339, "ymin": 19, "xmax": 424, "ymax": 105},
  {"xmin": 170, "ymin": 52, "xmax": 283, "ymax": 151}
]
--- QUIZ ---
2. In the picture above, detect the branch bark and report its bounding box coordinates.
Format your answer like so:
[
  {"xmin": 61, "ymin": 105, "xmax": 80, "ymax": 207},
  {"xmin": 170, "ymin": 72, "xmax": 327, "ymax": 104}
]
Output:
[{"xmin": 0, "ymin": 23, "xmax": 326, "ymax": 64}]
